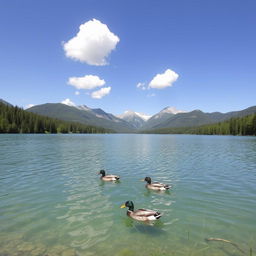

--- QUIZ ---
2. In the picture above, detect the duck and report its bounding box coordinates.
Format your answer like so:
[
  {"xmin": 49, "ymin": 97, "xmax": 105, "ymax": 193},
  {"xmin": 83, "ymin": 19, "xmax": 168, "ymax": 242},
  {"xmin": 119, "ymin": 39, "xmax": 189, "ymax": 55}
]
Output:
[
  {"xmin": 98, "ymin": 169, "xmax": 120, "ymax": 181},
  {"xmin": 120, "ymin": 201, "xmax": 161, "ymax": 221},
  {"xmin": 142, "ymin": 177, "xmax": 171, "ymax": 191}
]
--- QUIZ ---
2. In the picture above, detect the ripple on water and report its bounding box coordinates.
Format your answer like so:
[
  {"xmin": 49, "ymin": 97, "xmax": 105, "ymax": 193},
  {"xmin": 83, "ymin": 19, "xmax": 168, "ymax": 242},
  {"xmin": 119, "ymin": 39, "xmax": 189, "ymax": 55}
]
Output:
[
  {"xmin": 55, "ymin": 178, "xmax": 114, "ymax": 250},
  {"xmin": 0, "ymin": 134, "xmax": 256, "ymax": 256}
]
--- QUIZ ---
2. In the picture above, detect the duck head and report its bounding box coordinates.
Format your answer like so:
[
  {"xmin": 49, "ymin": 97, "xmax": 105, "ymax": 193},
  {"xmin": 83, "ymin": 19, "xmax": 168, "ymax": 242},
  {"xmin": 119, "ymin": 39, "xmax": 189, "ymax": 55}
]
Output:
[
  {"xmin": 144, "ymin": 177, "xmax": 152, "ymax": 184},
  {"xmin": 120, "ymin": 201, "xmax": 134, "ymax": 211},
  {"xmin": 98, "ymin": 170, "xmax": 106, "ymax": 177}
]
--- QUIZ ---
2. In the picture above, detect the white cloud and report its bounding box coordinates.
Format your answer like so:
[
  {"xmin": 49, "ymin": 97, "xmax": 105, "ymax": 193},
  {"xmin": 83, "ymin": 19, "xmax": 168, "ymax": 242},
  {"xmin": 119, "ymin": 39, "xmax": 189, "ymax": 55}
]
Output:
[
  {"xmin": 63, "ymin": 19, "xmax": 120, "ymax": 66},
  {"xmin": 91, "ymin": 87, "xmax": 111, "ymax": 99},
  {"xmin": 25, "ymin": 104, "xmax": 34, "ymax": 109},
  {"xmin": 75, "ymin": 91, "xmax": 80, "ymax": 95},
  {"xmin": 136, "ymin": 82, "xmax": 147, "ymax": 90},
  {"xmin": 61, "ymin": 98, "xmax": 76, "ymax": 107},
  {"xmin": 68, "ymin": 75, "xmax": 105, "ymax": 90},
  {"xmin": 149, "ymin": 69, "xmax": 179, "ymax": 89}
]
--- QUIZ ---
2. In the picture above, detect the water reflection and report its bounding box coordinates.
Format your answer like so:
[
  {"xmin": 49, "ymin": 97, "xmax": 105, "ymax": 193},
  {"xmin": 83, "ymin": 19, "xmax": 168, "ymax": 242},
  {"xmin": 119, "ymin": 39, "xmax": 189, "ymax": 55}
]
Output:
[
  {"xmin": 99, "ymin": 180, "xmax": 121, "ymax": 186},
  {"xmin": 143, "ymin": 189, "xmax": 171, "ymax": 197},
  {"xmin": 0, "ymin": 134, "xmax": 255, "ymax": 256},
  {"xmin": 131, "ymin": 223, "xmax": 166, "ymax": 236},
  {"xmin": 123, "ymin": 217, "xmax": 165, "ymax": 236}
]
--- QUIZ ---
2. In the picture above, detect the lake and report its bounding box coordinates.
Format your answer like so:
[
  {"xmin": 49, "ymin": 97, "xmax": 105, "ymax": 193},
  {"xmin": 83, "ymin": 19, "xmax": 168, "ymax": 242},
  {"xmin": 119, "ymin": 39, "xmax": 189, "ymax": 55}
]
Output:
[{"xmin": 0, "ymin": 134, "xmax": 255, "ymax": 256}]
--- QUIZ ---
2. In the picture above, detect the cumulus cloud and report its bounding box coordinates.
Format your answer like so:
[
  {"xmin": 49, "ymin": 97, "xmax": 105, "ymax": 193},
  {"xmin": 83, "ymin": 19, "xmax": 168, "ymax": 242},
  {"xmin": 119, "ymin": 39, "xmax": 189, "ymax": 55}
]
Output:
[
  {"xmin": 75, "ymin": 91, "xmax": 80, "ymax": 95},
  {"xmin": 61, "ymin": 98, "xmax": 76, "ymax": 107},
  {"xmin": 136, "ymin": 82, "xmax": 147, "ymax": 90},
  {"xmin": 91, "ymin": 87, "xmax": 111, "ymax": 99},
  {"xmin": 63, "ymin": 19, "xmax": 120, "ymax": 66},
  {"xmin": 149, "ymin": 69, "xmax": 179, "ymax": 89},
  {"xmin": 68, "ymin": 75, "xmax": 105, "ymax": 90}
]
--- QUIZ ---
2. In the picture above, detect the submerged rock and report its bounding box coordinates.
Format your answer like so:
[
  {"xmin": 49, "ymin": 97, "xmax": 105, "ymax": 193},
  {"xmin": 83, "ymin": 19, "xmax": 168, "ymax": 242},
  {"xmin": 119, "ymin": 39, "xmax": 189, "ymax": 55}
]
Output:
[
  {"xmin": 46, "ymin": 244, "xmax": 68, "ymax": 256},
  {"xmin": 30, "ymin": 243, "xmax": 47, "ymax": 256},
  {"xmin": 17, "ymin": 242, "xmax": 35, "ymax": 252},
  {"xmin": 61, "ymin": 248, "xmax": 77, "ymax": 256}
]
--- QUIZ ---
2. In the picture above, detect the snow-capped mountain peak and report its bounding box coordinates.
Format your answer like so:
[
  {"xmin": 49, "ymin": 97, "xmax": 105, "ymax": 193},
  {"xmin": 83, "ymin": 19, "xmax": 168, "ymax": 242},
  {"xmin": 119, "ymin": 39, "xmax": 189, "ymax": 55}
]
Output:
[
  {"xmin": 117, "ymin": 110, "xmax": 151, "ymax": 129},
  {"xmin": 61, "ymin": 98, "xmax": 76, "ymax": 107},
  {"xmin": 76, "ymin": 105, "xmax": 91, "ymax": 111},
  {"xmin": 134, "ymin": 112, "xmax": 152, "ymax": 121},
  {"xmin": 118, "ymin": 110, "xmax": 151, "ymax": 121},
  {"xmin": 161, "ymin": 106, "xmax": 186, "ymax": 115},
  {"xmin": 150, "ymin": 106, "xmax": 187, "ymax": 121}
]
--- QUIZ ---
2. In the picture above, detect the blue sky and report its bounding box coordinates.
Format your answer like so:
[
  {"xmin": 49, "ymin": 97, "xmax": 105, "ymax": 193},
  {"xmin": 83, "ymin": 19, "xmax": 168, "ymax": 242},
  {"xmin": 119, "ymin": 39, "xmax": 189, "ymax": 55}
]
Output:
[{"xmin": 0, "ymin": 0, "xmax": 255, "ymax": 116}]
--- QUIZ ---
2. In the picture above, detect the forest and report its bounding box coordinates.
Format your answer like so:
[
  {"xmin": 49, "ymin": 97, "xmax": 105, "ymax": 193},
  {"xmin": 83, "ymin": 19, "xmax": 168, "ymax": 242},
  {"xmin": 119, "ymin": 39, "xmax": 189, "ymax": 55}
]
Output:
[
  {"xmin": 143, "ymin": 113, "xmax": 256, "ymax": 136},
  {"xmin": 1, "ymin": 102, "xmax": 255, "ymax": 135},
  {"xmin": 0, "ymin": 102, "xmax": 111, "ymax": 134}
]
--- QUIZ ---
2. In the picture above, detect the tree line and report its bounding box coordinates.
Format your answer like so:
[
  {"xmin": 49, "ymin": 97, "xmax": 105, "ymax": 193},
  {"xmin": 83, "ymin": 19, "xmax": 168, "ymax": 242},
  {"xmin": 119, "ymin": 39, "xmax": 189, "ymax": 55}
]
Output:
[
  {"xmin": 0, "ymin": 102, "xmax": 112, "ymax": 134},
  {"xmin": 143, "ymin": 113, "xmax": 256, "ymax": 136},
  {"xmin": 1, "ymin": 102, "xmax": 255, "ymax": 135}
]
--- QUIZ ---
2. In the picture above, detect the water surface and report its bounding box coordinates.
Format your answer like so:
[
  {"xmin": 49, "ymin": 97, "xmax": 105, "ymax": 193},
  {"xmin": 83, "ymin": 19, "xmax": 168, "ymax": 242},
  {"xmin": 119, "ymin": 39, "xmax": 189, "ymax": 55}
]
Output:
[{"xmin": 0, "ymin": 134, "xmax": 255, "ymax": 256}]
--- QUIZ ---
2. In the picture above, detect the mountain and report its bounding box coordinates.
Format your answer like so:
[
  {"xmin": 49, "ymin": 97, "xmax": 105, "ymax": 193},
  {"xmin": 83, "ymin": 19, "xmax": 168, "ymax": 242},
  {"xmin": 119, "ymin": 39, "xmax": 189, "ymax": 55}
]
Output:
[
  {"xmin": 117, "ymin": 110, "xmax": 151, "ymax": 129},
  {"xmin": 27, "ymin": 103, "xmax": 135, "ymax": 133},
  {"xmin": 0, "ymin": 99, "xmax": 12, "ymax": 106},
  {"xmin": 141, "ymin": 106, "xmax": 186, "ymax": 130},
  {"xmin": 1, "ymin": 97, "xmax": 255, "ymax": 136},
  {"xmin": 0, "ymin": 101, "xmax": 110, "ymax": 134},
  {"xmin": 222, "ymin": 106, "xmax": 256, "ymax": 119},
  {"xmin": 24, "ymin": 100, "xmax": 256, "ymax": 133},
  {"xmin": 77, "ymin": 105, "xmax": 119, "ymax": 121},
  {"xmin": 142, "ymin": 106, "xmax": 256, "ymax": 130}
]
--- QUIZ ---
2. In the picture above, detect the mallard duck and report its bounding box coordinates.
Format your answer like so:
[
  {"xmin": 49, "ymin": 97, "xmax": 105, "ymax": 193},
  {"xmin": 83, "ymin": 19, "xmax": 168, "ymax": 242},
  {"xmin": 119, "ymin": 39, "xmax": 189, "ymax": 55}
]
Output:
[
  {"xmin": 142, "ymin": 177, "xmax": 170, "ymax": 191},
  {"xmin": 98, "ymin": 169, "xmax": 120, "ymax": 181},
  {"xmin": 120, "ymin": 201, "xmax": 161, "ymax": 221}
]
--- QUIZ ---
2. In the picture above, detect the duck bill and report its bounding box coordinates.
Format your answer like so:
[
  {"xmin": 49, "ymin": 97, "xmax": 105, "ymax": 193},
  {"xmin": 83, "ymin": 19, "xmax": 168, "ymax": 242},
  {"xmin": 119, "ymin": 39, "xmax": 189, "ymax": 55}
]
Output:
[
  {"xmin": 140, "ymin": 179, "xmax": 144, "ymax": 181},
  {"xmin": 120, "ymin": 204, "xmax": 126, "ymax": 208}
]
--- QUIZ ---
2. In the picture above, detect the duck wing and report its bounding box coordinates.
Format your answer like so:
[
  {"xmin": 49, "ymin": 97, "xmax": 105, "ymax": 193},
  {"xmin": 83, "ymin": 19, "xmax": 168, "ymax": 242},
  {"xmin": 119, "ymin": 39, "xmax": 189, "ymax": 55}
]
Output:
[
  {"xmin": 131, "ymin": 209, "xmax": 161, "ymax": 221},
  {"xmin": 104, "ymin": 175, "xmax": 120, "ymax": 181},
  {"xmin": 134, "ymin": 209, "xmax": 155, "ymax": 215},
  {"xmin": 152, "ymin": 182, "xmax": 170, "ymax": 189},
  {"xmin": 106, "ymin": 174, "xmax": 119, "ymax": 178}
]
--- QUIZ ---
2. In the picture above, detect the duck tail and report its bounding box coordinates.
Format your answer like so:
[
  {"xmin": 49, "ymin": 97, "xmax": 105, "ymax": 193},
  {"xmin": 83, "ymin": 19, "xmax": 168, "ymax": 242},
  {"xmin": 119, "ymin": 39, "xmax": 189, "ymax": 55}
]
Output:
[
  {"xmin": 164, "ymin": 185, "xmax": 170, "ymax": 189},
  {"xmin": 154, "ymin": 212, "xmax": 162, "ymax": 219},
  {"xmin": 115, "ymin": 176, "xmax": 120, "ymax": 181}
]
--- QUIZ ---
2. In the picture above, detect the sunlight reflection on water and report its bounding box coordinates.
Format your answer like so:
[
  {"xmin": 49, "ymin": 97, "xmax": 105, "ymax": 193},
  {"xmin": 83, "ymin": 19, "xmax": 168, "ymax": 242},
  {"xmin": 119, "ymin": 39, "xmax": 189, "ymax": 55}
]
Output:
[{"xmin": 0, "ymin": 134, "xmax": 255, "ymax": 256}]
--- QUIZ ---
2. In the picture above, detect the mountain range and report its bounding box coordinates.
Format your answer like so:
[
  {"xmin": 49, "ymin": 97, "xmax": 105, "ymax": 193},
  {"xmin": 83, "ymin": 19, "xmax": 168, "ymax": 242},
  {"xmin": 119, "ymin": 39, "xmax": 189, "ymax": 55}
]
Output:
[
  {"xmin": 117, "ymin": 110, "xmax": 151, "ymax": 129},
  {"xmin": 1, "ymin": 98, "xmax": 255, "ymax": 133},
  {"xmin": 25, "ymin": 101, "xmax": 256, "ymax": 133},
  {"xmin": 27, "ymin": 103, "xmax": 135, "ymax": 133}
]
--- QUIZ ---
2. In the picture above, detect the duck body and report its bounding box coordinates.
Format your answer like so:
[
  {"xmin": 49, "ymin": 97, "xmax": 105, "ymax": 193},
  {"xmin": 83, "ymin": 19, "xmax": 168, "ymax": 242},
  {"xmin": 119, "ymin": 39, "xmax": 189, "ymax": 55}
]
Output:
[
  {"xmin": 121, "ymin": 201, "xmax": 161, "ymax": 221},
  {"xmin": 99, "ymin": 170, "xmax": 120, "ymax": 181},
  {"xmin": 143, "ymin": 177, "xmax": 170, "ymax": 191}
]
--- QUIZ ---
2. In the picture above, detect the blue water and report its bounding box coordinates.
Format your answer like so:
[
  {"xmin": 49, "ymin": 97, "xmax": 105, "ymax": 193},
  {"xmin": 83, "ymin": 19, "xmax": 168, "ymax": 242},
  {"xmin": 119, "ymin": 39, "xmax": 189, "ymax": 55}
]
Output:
[{"xmin": 0, "ymin": 134, "xmax": 255, "ymax": 256}]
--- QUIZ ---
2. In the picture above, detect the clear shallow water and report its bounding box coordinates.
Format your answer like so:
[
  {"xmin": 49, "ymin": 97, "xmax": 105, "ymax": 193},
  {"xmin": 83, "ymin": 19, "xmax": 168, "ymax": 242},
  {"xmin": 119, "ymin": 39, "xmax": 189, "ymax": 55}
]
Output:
[{"xmin": 0, "ymin": 134, "xmax": 255, "ymax": 256}]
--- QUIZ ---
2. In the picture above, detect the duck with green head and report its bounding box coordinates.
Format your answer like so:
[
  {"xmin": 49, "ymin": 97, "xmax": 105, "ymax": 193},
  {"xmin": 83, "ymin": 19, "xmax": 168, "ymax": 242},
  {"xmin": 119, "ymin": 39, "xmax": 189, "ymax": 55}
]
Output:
[
  {"xmin": 142, "ymin": 177, "xmax": 171, "ymax": 191},
  {"xmin": 120, "ymin": 201, "xmax": 161, "ymax": 221},
  {"xmin": 98, "ymin": 169, "xmax": 120, "ymax": 181}
]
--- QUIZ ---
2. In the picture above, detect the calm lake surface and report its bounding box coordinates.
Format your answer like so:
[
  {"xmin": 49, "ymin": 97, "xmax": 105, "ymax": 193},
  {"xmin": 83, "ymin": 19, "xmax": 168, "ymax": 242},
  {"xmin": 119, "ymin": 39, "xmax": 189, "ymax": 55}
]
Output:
[{"xmin": 0, "ymin": 134, "xmax": 255, "ymax": 256}]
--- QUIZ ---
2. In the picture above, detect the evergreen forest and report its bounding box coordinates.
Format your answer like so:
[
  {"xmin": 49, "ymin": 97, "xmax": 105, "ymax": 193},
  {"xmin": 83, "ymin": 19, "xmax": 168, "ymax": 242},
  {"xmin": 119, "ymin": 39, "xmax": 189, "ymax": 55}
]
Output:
[
  {"xmin": 1, "ymin": 102, "xmax": 255, "ymax": 135},
  {"xmin": 0, "ymin": 103, "xmax": 111, "ymax": 134},
  {"xmin": 143, "ymin": 113, "xmax": 256, "ymax": 136}
]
